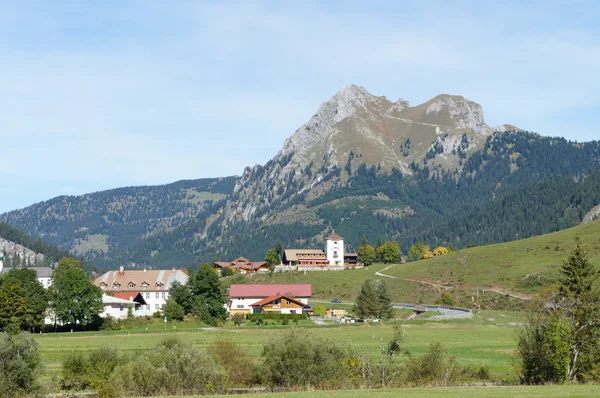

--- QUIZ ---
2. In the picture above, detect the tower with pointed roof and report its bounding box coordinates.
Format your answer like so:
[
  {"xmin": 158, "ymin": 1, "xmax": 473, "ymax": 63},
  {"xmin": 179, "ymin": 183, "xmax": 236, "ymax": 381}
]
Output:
[{"xmin": 325, "ymin": 233, "xmax": 344, "ymax": 266}]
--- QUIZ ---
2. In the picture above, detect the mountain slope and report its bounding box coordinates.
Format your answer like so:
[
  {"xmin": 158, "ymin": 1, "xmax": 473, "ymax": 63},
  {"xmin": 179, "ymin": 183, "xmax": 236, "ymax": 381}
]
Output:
[
  {"xmin": 3, "ymin": 86, "xmax": 600, "ymax": 270},
  {"xmin": 0, "ymin": 222, "xmax": 71, "ymax": 268},
  {"xmin": 383, "ymin": 217, "xmax": 600, "ymax": 295},
  {"xmin": 0, "ymin": 177, "xmax": 237, "ymax": 266}
]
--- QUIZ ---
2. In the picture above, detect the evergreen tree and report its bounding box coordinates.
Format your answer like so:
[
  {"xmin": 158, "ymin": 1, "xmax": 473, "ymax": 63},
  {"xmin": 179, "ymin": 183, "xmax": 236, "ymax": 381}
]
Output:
[
  {"xmin": 353, "ymin": 279, "xmax": 380, "ymax": 319},
  {"xmin": 377, "ymin": 280, "xmax": 395, "ymax": 320},
  {"xmin": 557, "ymin": 239, "xmax": 600, "ymax": 381},
  {"xmin": 189, "ymin": 264, "xmax": 227, "ymax": 323}
]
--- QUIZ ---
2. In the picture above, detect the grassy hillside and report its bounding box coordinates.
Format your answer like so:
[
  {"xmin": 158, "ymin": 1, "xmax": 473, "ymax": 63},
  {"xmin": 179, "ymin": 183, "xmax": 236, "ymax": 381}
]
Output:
[{"xmin": 385, "ymin": 218, "xmax": 600, "ymax": 295}]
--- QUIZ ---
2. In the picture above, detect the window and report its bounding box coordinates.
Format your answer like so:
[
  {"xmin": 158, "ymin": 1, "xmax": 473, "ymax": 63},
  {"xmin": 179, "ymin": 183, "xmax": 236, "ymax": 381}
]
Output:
[
  {"xmin": 141, "ymin": 282, "xmax": 149, "ymax": 288},
  {"xmin": 163, "ymin": 292, "xmax": 167, "ymax": 299},
  {"xmin": 161, "ymin": 292, "xmax": 165, "ymax": 299},
  {"xmin": 333, "ymin": 250, "xmax": 338, "ymax": 258},
  {"xmin": 155, "ymin": 304, "xmax": 159, "ymax": 310},
  {"xmin": 155, "ymin": 292, "xmax": 159, "ymax": 298},
  {"xmin": 120, "ymin": 305, "xmax": 124, "ymax": 311},
  {"xmin": 290, "ymin": 310, "xmax": 296, "ymax": 314},
  {"xmin": 237, "ymin": 305, "xmax": 244, "ymax": 309},
  {"xmin": 286, "ymin": 300, "xmax": 291, "ymax": 305},
  {"xmin": 146, "ymin": 292, "xmax": 150, "ymax": 299},
  {"xmin": 128, "ymin": 282, "xmax": 135, "ymax": 288},
  {"xmin": 112, "ymin": 282, "xmax": 120, "ymax": 288}
]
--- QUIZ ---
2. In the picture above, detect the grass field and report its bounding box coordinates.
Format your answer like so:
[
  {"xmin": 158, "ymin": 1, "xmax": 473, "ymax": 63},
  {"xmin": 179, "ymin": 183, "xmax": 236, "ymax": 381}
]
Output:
[
  {"xmin": 385, "ymin": 219, "xmax": 600, "ymax": 295},
  {"xmin": 37, "ymin": 314, "xmax": 522, "ymax": 387},
  {"xmin": 159, "ymin": 385, "xmax": 600, "ymax": 398}
]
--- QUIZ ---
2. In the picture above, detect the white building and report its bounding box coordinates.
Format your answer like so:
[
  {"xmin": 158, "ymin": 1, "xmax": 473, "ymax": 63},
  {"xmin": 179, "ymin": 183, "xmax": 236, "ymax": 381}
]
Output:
[
  {"xmin": 0, "ymin": 257, "xmax": 53, "ymax": 288},
  {"xmin": 100, "ymin": 294, "xmax": 137, "ymax": 320},
  {"xmin": 93, "ymin": 266, "xmax": 188, "ymax": 315},
  {"xmin": 324, "ymin": 233, "xmax": 345, "ymax": 266},
  {"xmin": 228, "ymin": 284, "xmax": 312, "ymax": 314}
]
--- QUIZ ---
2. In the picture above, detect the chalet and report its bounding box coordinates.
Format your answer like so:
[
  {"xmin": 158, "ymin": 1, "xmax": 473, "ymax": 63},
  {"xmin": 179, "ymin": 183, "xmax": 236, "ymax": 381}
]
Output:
[
  {"xmin": 228, "ymin": 284, "xmax": 312, "ymax": 314},
  {"xmin": 250, "ymin": 294, "xmax": 306, "ymax": 314},
  {"xmin": 214, "ymin": 257, "xmax": 269, "ymax": 274},
  {"xmin": 93, "ymin": 266, "xmax": 188, "ymax": 315},
  {"xmin": 283, "ymin": 233, "xmax": 347, "ymax": 266}
]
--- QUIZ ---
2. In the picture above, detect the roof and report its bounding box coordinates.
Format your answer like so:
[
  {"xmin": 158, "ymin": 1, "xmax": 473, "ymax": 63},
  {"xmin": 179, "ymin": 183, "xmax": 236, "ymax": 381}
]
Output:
[
  {"xmin": 326, "ymin": 233, "xmax": 344, "ymax": 241},
  {"xmin": 112, "ymin": 291, "xmax": 145, "ymax": 303},
  {"xmin": 214, "ymin": 257, "xmax": 268, "ymax": 271},
  {"xmin": 283, "ymin": 249, "xmax": 325, "ymax": 262},
  {"xmin": 229, "ymin": 284, "xmax": 312, "ymax": 298},
  {"xmin": 94, "ymin": 269, "xmax": 188, "ymax": 291},
  {"xmin": 344, "ymin": 253, "xmax": 358, "ymax": 257},
  {"xmin": 102, "ymin": 294, "xmax": 135, "ymax": 305},
  {"xmin": 250, "ymin": 294, "xmax": 306, "ymax": 307},
  {"xmin": 0, "ymin": 266, "xmax": 53, "ymax": 278}
]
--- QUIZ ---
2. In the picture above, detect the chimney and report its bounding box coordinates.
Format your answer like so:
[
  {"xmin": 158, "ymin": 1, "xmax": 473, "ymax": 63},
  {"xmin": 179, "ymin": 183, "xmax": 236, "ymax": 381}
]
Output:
[{"xmin": 119, "ymin": 265, "xmax": 124, "ymax": 273}]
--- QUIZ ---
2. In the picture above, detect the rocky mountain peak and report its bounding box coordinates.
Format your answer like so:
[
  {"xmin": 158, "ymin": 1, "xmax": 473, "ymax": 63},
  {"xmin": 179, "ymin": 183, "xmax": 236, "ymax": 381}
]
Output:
[{"xmin": 425, "ymin": 94, "xmax": 488, "ymax": 133}]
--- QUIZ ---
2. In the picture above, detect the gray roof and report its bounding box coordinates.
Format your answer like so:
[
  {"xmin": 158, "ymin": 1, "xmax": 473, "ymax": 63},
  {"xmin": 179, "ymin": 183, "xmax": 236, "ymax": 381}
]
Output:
[{"xmin": 1, "ymin": 267, "xmax": 53, "ymax": 278}]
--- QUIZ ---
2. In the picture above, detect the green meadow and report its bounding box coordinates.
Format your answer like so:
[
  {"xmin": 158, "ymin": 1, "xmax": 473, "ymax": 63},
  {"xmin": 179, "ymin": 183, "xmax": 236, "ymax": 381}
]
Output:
[
  {"xmin": 37, "ymin": 313, "xmax": 522, "ymax": 387},
  {"xmin": 162, "ymin": 385, "xmax": 600, "ymax": 398}
]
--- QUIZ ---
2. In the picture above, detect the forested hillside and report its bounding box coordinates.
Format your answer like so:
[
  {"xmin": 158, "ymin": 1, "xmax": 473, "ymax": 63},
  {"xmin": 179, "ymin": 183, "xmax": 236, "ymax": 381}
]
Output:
[
  {"xmin": 116, "ymin": 131, "xmax": 600, "ymax": 268},
  {"xmin": 3, "ymin": 86, "xmax": 600, "ymax": 271},
  {"xmin": 0, "ymin": 222, "xmax": 73, "ymax": 268},
  {"xmin": 0, "ymin": 177, "xmax": 237, "ymax": 266}
]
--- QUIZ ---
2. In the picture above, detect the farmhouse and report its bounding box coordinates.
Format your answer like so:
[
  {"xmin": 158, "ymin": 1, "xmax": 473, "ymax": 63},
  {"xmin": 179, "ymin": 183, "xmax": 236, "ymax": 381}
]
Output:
[
  {"xmin": 283, "ymin": 233, "xmax": 347, "ymax": 266},
  {"xmin": 93, "ymin": 266, "xmax": 188, "ymax": 315},
  {"xmin": 214, "ymin": 257, "xmax": 269, "ymax": 274},
  {"xmin": 228, "ymin": 283, "xmax": 312, "ymax": 314}
]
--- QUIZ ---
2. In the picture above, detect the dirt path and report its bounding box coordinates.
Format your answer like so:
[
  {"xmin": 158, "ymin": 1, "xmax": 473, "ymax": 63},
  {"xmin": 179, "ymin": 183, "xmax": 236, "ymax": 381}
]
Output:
[{"xmin": 376, "ymin": 266, "xmax": 531, "ymax": 300}]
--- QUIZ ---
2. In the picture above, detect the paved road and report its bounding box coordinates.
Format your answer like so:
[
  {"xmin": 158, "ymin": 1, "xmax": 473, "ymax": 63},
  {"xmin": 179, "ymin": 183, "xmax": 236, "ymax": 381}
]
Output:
[{"xmin": 393, "ymin": 304, "xmax": 473, "ymax": 320}]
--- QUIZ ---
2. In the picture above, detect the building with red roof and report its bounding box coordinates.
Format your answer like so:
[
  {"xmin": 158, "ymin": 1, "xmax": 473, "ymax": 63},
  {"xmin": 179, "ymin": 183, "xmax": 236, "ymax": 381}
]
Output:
[{"xmin": 228, "ymin": 284, "xmax": 312, "ymax": 314}]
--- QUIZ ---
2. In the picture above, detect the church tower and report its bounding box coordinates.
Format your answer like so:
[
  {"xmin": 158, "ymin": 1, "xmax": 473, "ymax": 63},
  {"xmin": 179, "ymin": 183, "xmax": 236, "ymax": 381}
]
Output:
[{"xmin": 325, "ymin": 233, "xmax": 344, "ymax": 266}]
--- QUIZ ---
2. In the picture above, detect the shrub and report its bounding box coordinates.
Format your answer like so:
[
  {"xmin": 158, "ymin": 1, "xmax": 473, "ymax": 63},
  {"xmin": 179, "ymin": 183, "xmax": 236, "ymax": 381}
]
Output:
[
  {"xmin": 208, "ymin": 339, "xmax": 256, "ymax": 386},
  {"xmin": 403, "ymin": 342, "xmax": 460, "ymax": 386},
  {"xmin": 220, "ymin": 267, "xmax": 234, "ymax": 277},
  {"xmin": 112, "ymin": 337, "xmax": 228, "ymax": 395},
  {"xmin": 0, "ymin": 332, "xmax": 44, "ymax": 398},
  {"xmin": 62, "ymin": 345, "xmax": 121, "ymax": 390},
  {"xmin": 232, "ymin": 313, "xmax": 245, "ymax": 327},
  {"xmin": 260, "ymin": 329, "xmax": 355, "ymax": 389}
]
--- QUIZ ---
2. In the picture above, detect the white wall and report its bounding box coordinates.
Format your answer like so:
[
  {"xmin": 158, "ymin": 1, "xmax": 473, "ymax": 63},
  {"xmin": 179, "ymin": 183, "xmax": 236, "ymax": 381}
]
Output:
[
  {"xmin": 228, "ymin": 297, "xmax": 308, "ymax": 312},
  {"xmin": 325, "ymin": 238, "xmax": 344, "ymax": 265},
  {"xmin": 140, "ymin": 290, "xmax": 169, "ymax": 313},
  {"xmin": 100, "ymin": 303, "xmax": 133, "ymax": 320}
]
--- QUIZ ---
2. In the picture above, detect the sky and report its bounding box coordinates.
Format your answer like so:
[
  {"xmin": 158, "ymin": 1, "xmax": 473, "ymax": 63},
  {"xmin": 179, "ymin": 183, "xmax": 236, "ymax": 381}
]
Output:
[{"xmin": 1, "ymin": 0, "xmax": 599, "ymax": 213}]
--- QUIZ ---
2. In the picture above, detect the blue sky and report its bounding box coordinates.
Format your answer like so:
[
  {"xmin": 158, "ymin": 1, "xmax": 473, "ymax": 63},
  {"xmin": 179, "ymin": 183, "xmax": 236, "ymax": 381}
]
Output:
[{"xmin": 1, "ymin": 1, "xmax": 599, "ymax": 213}]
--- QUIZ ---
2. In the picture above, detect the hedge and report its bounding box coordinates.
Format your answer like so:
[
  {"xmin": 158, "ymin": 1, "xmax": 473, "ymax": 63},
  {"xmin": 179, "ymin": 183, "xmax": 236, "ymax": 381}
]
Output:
[{"xmin": 247, "ymin": 313, "xmax": 307, "ymax": 321}]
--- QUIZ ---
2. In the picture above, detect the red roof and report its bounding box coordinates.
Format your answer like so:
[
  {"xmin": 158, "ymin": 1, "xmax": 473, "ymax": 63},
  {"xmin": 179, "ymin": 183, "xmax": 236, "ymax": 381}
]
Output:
[
  {"xmin": 250, "ymin": 294, "xmax": 306, "ymax": 307},
  {"xmin": 326, "ymin": 232, "xmax": 344, "ymax": 240},
  {"xmin": 113, "ymin": 292, "xmax": 141, "ymax": 301},
  {"xmin": 229, "ymin": 284, "xmax": 312, "ymax": 298}
]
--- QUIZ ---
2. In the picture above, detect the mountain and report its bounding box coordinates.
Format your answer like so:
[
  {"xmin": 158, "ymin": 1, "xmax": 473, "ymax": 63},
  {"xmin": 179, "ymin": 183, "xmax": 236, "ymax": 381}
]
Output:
[
  {"xmin": 1, "ymin": 177, "xmax": 237, "ymax": 267},
  {"xmin": 0, "ymin": 222, "xmax": 70, "ymax": 268},
  {"xmin": 2, "ymin": 86, "xmax": 600, "ymax": 270}
]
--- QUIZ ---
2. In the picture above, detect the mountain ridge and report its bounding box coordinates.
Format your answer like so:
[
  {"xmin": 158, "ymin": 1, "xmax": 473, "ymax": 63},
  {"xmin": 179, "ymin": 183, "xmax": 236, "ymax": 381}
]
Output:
[{"xmin": 2, "ymin": 85, "xmax": 599, "ymax": 270}]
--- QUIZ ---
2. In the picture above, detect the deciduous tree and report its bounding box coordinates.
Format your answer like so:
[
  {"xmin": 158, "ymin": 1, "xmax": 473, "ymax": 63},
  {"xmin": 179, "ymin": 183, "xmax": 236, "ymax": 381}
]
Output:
[
  {"xmin": 357, "ymin": 238, "xmax": 377, "ymax": 266},
  {"xmin": 49, "ymin": 258, "xmax": 102, "ymax": 328}
]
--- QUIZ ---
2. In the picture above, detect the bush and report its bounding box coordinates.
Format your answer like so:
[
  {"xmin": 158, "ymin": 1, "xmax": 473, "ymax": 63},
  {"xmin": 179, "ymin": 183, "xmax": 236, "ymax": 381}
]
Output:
[
  {"xmin": 112, "ymin": 337, "xmax": 228, "ymax": 395},
  {"xmin": 0, "ymin": 332, "xmax": 44, "ymax": 398},
  {"xmin": 247, "ymin": 313, "xmax": 306, "ymax": 321},
  {"xmin": 260, "ymin": 329, "xmax": 356, "ymax": 389},
  {"xmin": 62, "ymin": 345, "xmax": 122, "ymax": 390},
  {"xmin": 208, "ymin": 339, "xmax": 256, "ymax": 386},
  {"xmin": 220, "ymin": 267, "xmax": 234, "ymax": 277},
  {"xmin": 403, "ymin": 342, "xmax": 460, "ymax": 386}
]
